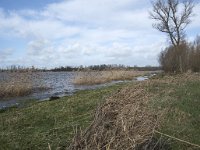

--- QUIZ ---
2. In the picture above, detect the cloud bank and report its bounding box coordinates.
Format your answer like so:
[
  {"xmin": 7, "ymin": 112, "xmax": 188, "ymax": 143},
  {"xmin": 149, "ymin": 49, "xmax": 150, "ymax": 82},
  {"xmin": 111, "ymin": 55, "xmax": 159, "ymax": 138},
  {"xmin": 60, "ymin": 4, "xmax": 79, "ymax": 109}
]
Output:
[{"xmin": 0, "ymin": 0, "xmax": 199, "ymax": 68}]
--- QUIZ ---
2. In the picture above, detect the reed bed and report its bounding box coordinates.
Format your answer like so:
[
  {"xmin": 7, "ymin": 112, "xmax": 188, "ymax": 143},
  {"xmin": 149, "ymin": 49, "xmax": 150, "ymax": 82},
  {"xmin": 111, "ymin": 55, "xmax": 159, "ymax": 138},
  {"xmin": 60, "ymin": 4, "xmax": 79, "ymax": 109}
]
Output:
[
  {"xmin": 73, "ymin": 70, "xmax": 149, "ymax": 85},
  {"xmin": 0, "ymin": 72, "xmax": 46, "ymax": 99}
]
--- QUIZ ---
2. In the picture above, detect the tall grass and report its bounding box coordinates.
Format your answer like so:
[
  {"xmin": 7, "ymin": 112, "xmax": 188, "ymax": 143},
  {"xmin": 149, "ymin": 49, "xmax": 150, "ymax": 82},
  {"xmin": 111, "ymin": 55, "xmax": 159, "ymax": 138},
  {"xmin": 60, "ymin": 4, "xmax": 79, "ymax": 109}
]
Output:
[
  {"xmin": 0, "ymin": 72, "xmax": 46, "ymax": 99},
  {"xmin": 73, "ymin": 70, "xmax": 149, "ymax": 85},
  {"xmin": 148, "ymin": 73, "xmax": 200, "ymax": 149}
]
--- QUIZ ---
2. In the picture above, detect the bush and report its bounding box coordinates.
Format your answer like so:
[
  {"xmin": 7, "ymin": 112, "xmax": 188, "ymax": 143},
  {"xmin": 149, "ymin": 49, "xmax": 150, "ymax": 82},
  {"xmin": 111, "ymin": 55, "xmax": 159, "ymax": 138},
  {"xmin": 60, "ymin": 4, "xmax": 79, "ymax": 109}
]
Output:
[{"xmin": 159, "ymin": 36, "xmax": 200, "ymax": 73}]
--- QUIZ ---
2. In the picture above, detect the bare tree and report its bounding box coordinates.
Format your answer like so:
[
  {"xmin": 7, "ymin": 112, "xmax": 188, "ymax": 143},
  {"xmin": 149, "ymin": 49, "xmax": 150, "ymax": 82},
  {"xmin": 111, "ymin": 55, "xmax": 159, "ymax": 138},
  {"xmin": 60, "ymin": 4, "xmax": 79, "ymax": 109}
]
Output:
[
  {"xmin": 150, "ymin": 0, "xmax": 194, "ymax": 72},
  {"xmin": 150, "ymin": 0, "xmax": 194, "ymax": 47}
]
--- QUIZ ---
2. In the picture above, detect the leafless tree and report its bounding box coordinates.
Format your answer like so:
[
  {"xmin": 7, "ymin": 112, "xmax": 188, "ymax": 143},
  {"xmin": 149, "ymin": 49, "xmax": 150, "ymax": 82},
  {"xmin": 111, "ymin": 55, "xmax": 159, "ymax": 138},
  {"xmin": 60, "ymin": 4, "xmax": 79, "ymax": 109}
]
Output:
[
  {"xmin": 150, "ymin": 0, "xmax": 194, "ymax": 72},
  {"xmin": 150, "ymin": 0, "xmax": 194, "ymax": 47}
]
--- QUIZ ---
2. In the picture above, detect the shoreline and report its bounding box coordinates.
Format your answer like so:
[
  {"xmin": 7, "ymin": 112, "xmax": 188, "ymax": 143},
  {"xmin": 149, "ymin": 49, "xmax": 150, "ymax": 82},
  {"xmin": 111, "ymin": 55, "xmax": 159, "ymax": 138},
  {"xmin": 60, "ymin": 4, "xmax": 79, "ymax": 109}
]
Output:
[{"xmin": 0, "ymin": 73, "xmax": 155, "ymax": 109}]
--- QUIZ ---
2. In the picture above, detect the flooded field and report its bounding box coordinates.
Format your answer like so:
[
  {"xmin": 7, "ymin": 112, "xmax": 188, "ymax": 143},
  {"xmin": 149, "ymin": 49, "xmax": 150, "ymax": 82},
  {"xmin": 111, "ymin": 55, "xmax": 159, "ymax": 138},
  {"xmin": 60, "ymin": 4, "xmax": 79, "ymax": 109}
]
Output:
[{"xmin": 0, "ymin": 71, "xmax": 148, "ymax": 109}]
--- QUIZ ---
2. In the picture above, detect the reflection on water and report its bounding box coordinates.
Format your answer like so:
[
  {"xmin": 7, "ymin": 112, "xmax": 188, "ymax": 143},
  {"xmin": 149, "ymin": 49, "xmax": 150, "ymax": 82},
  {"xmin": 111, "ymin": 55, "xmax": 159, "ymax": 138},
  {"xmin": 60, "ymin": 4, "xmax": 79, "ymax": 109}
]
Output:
[
  {"xmin": 0, "ymin": 72, "xmax": 152, "ymax": 109},
  {"xmin": 136, "ymin": 76, "xmax": 149, "ymax": 81}
]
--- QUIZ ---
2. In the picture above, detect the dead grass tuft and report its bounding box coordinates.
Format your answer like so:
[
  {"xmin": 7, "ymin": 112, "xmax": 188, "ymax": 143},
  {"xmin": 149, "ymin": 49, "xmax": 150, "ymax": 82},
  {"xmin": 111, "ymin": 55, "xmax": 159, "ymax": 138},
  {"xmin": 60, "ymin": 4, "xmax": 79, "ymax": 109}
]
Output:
[{"xmin": 70, "ymin": 82, "xmax": 161, "ymax": 149}]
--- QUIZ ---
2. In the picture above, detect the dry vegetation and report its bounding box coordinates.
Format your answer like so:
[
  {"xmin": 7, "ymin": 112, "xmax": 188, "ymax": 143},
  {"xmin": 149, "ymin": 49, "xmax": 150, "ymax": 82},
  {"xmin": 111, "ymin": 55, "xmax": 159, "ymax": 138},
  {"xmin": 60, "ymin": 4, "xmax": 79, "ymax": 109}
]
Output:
[
  {"xmin": 70, "ymin": 73, "xmax": 200, "ymax": 149},
  {"xmin": 0, "ymin": 81, "xmax": 32, "ymax": 98},
  {"xmin": 0, "ymin": 73, "xmax": 46, "ymax": 99},
  {"xmin": 73, "ymin": 70, "xmax": 150, "ymax": 85},
  {"xmin": 70, "ymin": 82, "xmax": 161, "ymax": 149},
  {"xmin": 159, "ymin": 37, "xmax": 200, "ymax": 73}
]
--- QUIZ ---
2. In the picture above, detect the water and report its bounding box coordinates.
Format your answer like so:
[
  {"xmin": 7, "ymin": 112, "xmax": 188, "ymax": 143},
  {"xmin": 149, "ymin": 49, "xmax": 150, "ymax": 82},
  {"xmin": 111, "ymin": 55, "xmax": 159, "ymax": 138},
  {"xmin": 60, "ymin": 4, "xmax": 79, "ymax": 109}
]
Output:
[
  {"xmin": 0, "ymin": 72, "xmax": 152, "ymax": 109},
  {"xmin": 136, "ymin": 76, "xmax": 149, "ymax": 81}
]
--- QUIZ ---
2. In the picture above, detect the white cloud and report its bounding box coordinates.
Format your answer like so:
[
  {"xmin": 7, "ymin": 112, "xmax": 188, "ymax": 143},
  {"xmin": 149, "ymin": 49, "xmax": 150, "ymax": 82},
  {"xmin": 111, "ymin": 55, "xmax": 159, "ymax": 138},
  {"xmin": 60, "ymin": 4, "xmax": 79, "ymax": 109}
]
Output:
[
  {"xmin": 189, "ymin": 3, "xmax": 200, "ymax": 29},
  {"xmin": 0, "ymin": 49, "xmax": 14, "ymax": 67},
  {"xmin": 0, "ymin": 48, "xmax": 13, "ymax": 60},
  {"xmin": 104, "ymin": 43, "xmax": 133, "ymax": 58},
  {"xmin": 0, "ymin": 0, "xmax": 198, "ymax": 67}
]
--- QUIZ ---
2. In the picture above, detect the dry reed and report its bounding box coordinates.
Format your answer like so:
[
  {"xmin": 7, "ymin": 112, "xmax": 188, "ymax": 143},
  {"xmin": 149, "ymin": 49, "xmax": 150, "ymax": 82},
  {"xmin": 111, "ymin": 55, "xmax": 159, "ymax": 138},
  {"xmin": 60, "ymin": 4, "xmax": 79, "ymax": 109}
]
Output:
[
  {"xmin": 0, "ymin": 72, "xmax": 46, "ymax": 99},
  {"xmin": 73, "ymin": 70, "xmax": 149, "ymax": 85},
  {"xmin": 69, "ymin": 81, "xmax": 162, "ymax": 149}
]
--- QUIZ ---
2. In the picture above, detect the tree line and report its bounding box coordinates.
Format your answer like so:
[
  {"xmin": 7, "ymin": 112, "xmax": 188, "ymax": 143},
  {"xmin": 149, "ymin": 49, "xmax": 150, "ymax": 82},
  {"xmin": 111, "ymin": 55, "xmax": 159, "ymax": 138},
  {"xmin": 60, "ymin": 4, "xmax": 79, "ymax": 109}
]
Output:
[{"xmin": 0, "ymin": 64, "xmax": 161, "ymax": 72}]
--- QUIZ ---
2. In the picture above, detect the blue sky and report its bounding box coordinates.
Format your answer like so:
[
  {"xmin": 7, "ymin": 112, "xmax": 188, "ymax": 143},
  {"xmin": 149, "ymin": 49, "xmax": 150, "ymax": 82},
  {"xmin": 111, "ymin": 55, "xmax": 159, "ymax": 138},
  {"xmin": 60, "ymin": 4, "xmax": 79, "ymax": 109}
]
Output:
[
  {"xmin": 0, "ymin": 0, "xmax": 63, "ymax": 10},
  {"xmin": 0, "ymin": 0, "xmax": 199, "ymax": 68}
]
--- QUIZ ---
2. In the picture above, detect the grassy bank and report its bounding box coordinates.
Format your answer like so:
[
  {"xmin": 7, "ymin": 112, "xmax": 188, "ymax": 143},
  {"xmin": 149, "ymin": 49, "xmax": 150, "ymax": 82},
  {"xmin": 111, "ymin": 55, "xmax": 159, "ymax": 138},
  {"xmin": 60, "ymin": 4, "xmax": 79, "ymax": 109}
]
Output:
[
  {"xmin": 73, "ymin": 70, "xmax": 150, "ymax": 85},
  {"xmin": 71, "ymin": 73, "xmax": 200, "ymax": 149},
  {"xmin": 0, "ymin": 83, "xmax": 128, "ymax": 150},
  {"xmin": 148, "ymin": 73, "xmax": 200, "ymax": 149},
  {"xmin": 0, "ymin": 73, "xmax": 200, "ymax": 150}
]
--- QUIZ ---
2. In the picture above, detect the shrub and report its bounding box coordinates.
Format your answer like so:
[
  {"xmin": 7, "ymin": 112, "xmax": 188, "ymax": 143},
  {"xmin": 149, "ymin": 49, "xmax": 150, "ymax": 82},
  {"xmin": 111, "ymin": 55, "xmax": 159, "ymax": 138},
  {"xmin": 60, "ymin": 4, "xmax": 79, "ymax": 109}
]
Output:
[{"xmin": 159, "ymin": 36, "xmax": 200, "ymax": 73}]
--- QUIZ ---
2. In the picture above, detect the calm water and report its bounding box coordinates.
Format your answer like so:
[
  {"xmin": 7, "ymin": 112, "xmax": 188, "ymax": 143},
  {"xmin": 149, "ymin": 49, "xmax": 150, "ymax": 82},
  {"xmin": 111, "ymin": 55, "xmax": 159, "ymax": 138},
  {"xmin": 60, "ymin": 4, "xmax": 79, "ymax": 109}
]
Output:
[{"xmin": 0, "ymin": 72, "xmax": 140, "ymax": 109}]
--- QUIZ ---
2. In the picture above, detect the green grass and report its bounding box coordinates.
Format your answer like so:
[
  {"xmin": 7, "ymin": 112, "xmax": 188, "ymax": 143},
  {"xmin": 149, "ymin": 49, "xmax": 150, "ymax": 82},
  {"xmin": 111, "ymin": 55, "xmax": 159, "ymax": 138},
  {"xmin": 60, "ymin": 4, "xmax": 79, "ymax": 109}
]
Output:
[
  {"xmin": 1, "ymin": 75, "xmax": 200, "ymax": 150},
  {"xmin": 149, "ymin": 80, "xmax": 200, "ymax": 150},
  {"xmin": 0, "ymin": 83, "xmax": 128, "ymax": 150}
]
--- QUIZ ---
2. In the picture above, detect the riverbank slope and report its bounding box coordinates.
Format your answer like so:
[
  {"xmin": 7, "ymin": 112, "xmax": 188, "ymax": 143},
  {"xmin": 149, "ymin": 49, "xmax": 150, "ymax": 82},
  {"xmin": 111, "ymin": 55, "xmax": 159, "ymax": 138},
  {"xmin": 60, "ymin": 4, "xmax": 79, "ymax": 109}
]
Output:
[{"xmin": 0, "ymin": 73, "xmax": 199, "ymax": 149}]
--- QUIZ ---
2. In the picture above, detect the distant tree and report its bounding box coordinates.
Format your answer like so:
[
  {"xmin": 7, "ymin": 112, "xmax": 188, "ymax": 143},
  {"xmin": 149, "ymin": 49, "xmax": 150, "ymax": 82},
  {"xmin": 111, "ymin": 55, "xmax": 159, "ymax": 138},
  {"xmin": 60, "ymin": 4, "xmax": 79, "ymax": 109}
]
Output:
[{"xmin": 150, "ymin": 0, "xmax": 194, "ymax": 72}]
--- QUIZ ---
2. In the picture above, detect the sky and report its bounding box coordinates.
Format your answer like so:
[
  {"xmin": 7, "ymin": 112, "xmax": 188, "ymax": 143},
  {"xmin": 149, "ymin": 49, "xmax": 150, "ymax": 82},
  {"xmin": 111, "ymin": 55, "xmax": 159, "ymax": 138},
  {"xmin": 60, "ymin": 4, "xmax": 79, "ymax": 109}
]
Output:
[{"xmin": 0, "ymin": 0, "xmax": 199, "ymax": 68}]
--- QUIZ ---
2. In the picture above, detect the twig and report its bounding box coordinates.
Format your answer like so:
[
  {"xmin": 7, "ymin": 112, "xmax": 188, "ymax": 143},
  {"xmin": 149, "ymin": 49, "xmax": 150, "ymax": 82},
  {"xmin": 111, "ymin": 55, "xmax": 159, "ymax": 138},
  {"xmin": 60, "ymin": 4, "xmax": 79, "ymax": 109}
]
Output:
[
  {"xmin": 48, "ymin": 143, "xmax": 51, "ymax": 150},
  {"xmin": 154, "ymin": 130, "xmax": 200, "ymax": 148}
]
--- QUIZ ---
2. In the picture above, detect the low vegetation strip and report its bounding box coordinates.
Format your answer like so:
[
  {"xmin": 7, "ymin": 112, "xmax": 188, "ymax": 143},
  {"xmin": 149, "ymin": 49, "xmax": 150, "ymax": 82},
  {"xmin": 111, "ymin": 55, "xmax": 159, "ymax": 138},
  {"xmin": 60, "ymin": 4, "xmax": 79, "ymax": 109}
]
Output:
[{"xmin": 73, "ymin": 70, "xmax": 150, "ymax": 85}]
